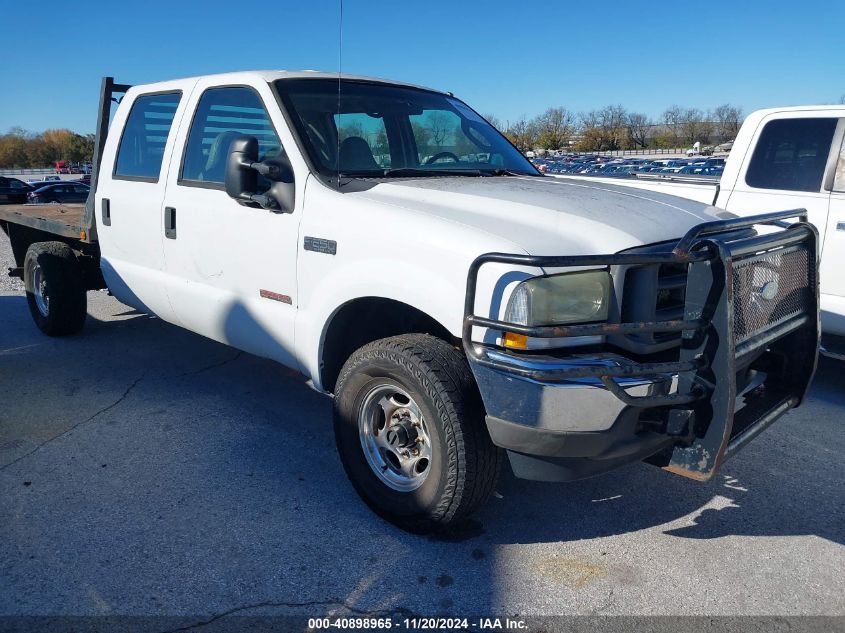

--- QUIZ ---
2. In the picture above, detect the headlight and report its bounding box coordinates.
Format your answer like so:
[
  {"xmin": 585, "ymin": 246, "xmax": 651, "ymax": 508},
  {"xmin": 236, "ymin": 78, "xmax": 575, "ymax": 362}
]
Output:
[{"xmin": 504, "ymin": 269, "xmax": 612, "ymax": 327}]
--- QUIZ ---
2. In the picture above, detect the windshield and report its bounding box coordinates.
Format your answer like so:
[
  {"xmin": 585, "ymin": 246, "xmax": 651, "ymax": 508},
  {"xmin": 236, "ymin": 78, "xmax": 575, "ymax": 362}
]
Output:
[{"xmin": 275, "ymin": 79, "xmax": 538, "ymax": 178}]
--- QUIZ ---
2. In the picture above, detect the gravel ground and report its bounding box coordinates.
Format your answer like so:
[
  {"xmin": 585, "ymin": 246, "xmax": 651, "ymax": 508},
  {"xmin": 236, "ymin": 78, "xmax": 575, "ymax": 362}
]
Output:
[
  {"xmin": 0, "ymin": 234, "xmax": 843, "ymax": 624},
  {"xmin": 0, "ymin": 229, "xmax": 23, "ymax": 292}
]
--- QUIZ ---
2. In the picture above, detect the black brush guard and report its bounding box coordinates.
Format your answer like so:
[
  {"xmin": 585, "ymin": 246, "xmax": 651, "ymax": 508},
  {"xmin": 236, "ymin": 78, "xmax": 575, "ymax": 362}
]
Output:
[{"xmin": 463, "ymin": 209, "xmax": 820, "ymax": 480}]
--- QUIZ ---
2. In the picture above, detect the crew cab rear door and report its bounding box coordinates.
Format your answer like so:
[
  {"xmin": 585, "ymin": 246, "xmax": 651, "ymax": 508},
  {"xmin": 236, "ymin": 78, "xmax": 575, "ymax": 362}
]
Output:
[
  {"xmin": 159, "ymin": 79, "xmax": 302, "ymax": 367},
  {"xmin": 95, "ymin": 80, "xmax": 194, "ymax": 320}
]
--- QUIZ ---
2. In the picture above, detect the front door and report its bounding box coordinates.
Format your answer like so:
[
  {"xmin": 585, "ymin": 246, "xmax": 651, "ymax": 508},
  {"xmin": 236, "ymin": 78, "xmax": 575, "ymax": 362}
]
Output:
[{"xmin": 160, "ymin": 81, "xmax": 301, "ymax": 366}]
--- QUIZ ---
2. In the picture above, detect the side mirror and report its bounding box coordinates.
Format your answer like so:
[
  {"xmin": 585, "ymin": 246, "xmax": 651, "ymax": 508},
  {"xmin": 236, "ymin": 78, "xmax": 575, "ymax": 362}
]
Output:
[
  {"xmin": 224, "ymin": 135, "xmax": 295, "ymax": 213},
  {"xmin": 225, "ymin": 136, "xmax": 259, "ymax": 203}
]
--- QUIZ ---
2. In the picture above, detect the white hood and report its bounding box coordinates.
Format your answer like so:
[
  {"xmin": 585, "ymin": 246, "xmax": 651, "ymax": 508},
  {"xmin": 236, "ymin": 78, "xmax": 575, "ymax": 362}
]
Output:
[{"xmin": 349, "ymin": 175, "xmax": 733, "ymax": 255}]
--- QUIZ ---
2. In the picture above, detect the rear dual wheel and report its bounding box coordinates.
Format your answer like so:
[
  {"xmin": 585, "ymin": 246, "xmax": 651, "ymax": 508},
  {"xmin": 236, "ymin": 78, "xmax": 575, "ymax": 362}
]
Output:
[{"xmin": 333, "ymin": 334, "xmax": 502, "ymax": 533}]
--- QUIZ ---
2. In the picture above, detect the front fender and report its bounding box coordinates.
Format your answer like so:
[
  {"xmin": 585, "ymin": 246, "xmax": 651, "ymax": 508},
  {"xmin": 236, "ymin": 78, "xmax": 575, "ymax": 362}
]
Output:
[{"xmin": 294, "ymin": 256, "xmax": 463, "ymax": 391}]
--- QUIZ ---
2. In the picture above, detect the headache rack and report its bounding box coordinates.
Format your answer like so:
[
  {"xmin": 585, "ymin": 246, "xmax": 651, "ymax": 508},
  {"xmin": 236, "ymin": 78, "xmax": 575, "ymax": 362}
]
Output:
[{"xmin": 463, "ymin": 209, "xmax": 820, "ymax": 480}]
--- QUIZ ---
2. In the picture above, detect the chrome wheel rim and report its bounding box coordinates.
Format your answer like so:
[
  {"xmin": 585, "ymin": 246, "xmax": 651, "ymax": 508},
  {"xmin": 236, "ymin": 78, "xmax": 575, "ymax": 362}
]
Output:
[
  {"xmin": 30, "ymin": 265, "xmax": 49, "ymax": 317},
  {"xmin": 358, "ymin": 383, "xmax": 433, "ymax": 492}
]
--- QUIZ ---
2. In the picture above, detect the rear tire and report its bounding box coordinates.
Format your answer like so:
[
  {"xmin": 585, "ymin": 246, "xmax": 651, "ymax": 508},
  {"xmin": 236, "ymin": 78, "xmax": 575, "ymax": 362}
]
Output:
[
  {"xmin": 333, "ymin": 334, "xmax": 502, "ymax": 533},
  {"xmin": 24, "ymin": 241, "xmax": 87, "ymax": 336}
]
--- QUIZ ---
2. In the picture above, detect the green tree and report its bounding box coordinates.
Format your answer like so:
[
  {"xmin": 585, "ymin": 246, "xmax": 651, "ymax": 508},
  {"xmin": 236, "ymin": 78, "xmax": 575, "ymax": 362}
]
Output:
[{"xmin": 0, "ymin": 132, "xmax": 30, "ymax": 168}]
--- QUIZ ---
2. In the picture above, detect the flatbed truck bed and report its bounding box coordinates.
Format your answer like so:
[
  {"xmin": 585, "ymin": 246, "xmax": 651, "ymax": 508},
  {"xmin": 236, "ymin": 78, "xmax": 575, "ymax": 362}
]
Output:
[
  {"xmin": 0, "ymin": 203, "xmax": 91, "ymax": 243},
  {"xmin": 1, "ymin": 201, "xmax": 102, "ymax": 288}
]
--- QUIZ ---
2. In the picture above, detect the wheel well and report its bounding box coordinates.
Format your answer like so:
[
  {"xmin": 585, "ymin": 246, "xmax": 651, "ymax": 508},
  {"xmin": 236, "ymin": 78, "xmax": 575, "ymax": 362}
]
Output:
[
  {"xmin": 4, "ymin": 223, "xmax": 104, "ymax": 290},
  {"xmin": 321, "ymin": 297, "xmax": 455, "ymax": 394}
]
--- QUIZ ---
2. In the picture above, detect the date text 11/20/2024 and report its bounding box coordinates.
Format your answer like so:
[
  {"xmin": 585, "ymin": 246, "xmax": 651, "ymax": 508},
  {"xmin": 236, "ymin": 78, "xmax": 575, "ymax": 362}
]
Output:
[{"xmin": 307, "ymin": 617, "xmax": 528, "ymax": 629}]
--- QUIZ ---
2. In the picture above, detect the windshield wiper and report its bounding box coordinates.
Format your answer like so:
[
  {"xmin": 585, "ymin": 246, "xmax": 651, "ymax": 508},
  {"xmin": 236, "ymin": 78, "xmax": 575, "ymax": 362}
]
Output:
[
  {"xmin": 477, "ymin": 168, "xmax": 535, "ymax": 177},
  {"xmin": 382, "ymin": 167, "xmax": 485, "ymax": 177},
  {"xmin": 339, "ymin": 167, "xmax": 533, "ymax": 179}
]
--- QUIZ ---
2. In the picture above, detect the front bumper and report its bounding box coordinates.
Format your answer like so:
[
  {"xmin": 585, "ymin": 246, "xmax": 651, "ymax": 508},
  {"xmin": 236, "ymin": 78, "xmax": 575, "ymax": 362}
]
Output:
[
  {"xmin": 463, "ymin": 210, "xmax": 820, "ymax": 482},
  {"xmin": 471, "ymin": 351, "xmax": 680, "ymax": 481}
]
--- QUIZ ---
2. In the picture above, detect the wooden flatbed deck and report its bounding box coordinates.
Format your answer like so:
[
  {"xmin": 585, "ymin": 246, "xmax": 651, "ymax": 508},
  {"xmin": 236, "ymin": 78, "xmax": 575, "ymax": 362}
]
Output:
[{"xmin": 0, "ymin": 203, "xmax": 92, "ymax": 242}]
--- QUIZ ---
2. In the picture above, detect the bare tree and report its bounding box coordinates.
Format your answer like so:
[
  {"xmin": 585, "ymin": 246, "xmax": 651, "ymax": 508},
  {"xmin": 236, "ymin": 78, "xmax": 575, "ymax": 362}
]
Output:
[
  {"xmin": 679, "ymin": 108, "xmax": 710, "ymax": 145},
  {"xmin": 532, "ymin": 107, "xmax": 575, "ymax": 150},
  {"xmin": 577, "ymin": 110, "xmax": 602, "ymax": 151},
  {"xmin": 626, "ymin": 112, "xmax": 651, "ymax": 148},
  {"xmin": 712, "ymin": 104, "xmax": 743, "ymax": 142},
  {"xmin": 661, "ymin": 105, "xmax": 684, "ymax": 148},
  {"xmin": 427, "ymin": 112, "xmax": 452, "ymax": 147},
  {"xmin": 598, "ymin": 105, "xmax": 628, "ymax": 149},
  {"xmin": 505, "ymin": 116, "xmax": 537, "ymax": 151},
  {"xmin": 484, "ymin": 113, "xmax": 503, "ymax": 131},
  {"xmin": 337, "ymin": 120, "xmax": 364, "ymax": 142},
  {"xmin": 577, "ymin": 105, "xmax": 628, "ymax": 150}
]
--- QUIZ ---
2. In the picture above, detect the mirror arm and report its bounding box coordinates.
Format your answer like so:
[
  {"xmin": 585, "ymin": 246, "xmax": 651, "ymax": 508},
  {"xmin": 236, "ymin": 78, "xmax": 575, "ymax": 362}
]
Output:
[
  {"xmin": 231, "ymin": 159, "xmax": 281, "ymax": 211},
  {"xmin": 249, "ymin": 193, "xmax": 281, "ymax": 212},
  {"xmin": 249, "ymin": 161, "xmax": 282, "ymax": 180}
]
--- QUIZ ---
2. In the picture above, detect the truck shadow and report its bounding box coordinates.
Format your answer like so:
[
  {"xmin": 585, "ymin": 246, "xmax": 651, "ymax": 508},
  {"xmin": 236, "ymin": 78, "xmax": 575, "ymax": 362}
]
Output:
[
  {"xmin": 479, "ymin": 354, "xmax": 845, "ymax": 547},
  {"xmin": 2, "ymin": 293, "xmax": 843, "ymax": 617},
  {"xmin": 4, "ymin": 292, "xmax": 843, "ymax": 550}
]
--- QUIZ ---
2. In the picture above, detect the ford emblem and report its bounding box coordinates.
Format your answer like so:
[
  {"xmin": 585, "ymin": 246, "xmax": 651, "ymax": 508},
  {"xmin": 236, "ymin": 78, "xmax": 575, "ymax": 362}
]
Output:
[{"xmin": 760, "ymin": 280, "xmax": 779, "ymax": 300}]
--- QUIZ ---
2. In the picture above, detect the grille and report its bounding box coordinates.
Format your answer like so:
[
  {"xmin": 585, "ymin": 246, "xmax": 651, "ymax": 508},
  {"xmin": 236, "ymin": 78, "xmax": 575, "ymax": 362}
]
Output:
[
  {"xmin": 654, "ymin": 262, "xmax": 687, "ymax": 342},
  {"xmin": 732, "ymin": 246, "xmax": 811, "ymax": 344},
  {"xmin": 621, "ymin": 262, "xmax": 689, "ymax": 349}
]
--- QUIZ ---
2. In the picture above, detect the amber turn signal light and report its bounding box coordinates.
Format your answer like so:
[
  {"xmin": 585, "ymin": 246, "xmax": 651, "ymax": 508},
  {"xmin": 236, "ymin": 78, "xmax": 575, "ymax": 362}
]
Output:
[{"xmin": 502, "ymin": 332, "xmax": 528, "ymax": 349}]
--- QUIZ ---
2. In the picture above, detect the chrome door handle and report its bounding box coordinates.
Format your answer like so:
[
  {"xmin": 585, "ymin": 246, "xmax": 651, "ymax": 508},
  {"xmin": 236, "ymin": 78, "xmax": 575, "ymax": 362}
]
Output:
[{"xmin": 837, "ymin": 222, "xmax": 845, "ymax": 232}]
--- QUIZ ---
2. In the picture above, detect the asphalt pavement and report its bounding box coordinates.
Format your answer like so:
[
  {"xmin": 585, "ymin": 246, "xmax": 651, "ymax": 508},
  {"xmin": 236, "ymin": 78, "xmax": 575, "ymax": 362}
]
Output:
[{"xmin": 0, "ymin": 236, "xmax": 843, "ymax": 624}]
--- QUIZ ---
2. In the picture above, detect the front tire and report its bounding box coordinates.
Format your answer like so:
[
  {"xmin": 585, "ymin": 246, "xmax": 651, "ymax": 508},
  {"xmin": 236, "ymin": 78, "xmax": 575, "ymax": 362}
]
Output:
[
  {"xmin": 333, "ymin": 334, "xmax": 502, "ymax": 533},
  {"xmin": 24, "ymin": 241, "xmax": 87, "ymax": 336}
]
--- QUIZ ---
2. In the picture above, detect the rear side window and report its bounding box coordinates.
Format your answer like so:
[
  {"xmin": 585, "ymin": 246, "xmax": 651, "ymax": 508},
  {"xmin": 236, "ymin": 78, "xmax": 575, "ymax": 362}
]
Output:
[
  {"xmin": 745, "ymin": 118, "xmax": 837, "ymax": 192},
  {"xmin": 180, "ymin": 87, "xmax": 282, "ymax": 187},
  {"xmin": 114, "ymin": 92, "xmax": 181, "ymax": 181}
]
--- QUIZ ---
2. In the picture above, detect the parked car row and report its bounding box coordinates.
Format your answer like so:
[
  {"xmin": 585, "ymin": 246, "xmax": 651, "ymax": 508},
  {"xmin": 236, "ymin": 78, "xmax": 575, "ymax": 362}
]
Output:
[
  {"xmin": 531, "ymin": 154, "xmax": 726, "ymax": 178},
  {"xmin": 27, "ymin": 181, "xmax": 90, "ymax": 204},
  {"xmin": 0, "ymin": 176, "xmax": 90, "ymax": 204}
]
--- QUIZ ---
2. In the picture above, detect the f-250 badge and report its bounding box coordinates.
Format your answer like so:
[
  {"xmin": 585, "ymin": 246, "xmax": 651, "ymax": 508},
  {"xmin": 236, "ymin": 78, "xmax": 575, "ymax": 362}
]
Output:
[{"xmin": 303, "ymin": 236, "xmax": 337, "ymax": 255}]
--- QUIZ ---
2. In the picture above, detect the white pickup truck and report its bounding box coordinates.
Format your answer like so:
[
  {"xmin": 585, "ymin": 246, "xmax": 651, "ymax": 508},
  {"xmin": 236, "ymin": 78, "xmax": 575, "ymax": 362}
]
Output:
[
  {"xmin": 0, "ymin": 73, "xmax": 822, "ymax": 533},
  {"xmin": 556, "ymin": 106, "xmax": 845, "ymax": 350}
]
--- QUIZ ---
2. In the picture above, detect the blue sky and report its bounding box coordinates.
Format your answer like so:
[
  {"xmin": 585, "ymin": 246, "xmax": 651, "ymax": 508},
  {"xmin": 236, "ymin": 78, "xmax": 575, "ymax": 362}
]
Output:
[{"xmin": 1, "ymin": 0, "xmax": 843, "ymax": 134}]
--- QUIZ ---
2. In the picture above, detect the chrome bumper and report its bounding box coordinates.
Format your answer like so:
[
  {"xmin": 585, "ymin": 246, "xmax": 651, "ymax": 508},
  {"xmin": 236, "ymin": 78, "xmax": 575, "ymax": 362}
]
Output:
[
  {"xmin": 472, "ymin": 350, "xmax": 676, "ymax": 434},
  {"xmin": 469, "ymin": 350, "xmax": 680, "ymax": 481}
]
